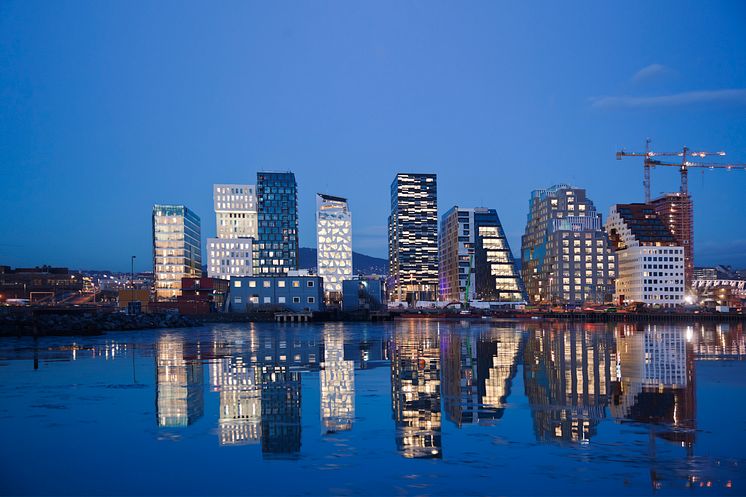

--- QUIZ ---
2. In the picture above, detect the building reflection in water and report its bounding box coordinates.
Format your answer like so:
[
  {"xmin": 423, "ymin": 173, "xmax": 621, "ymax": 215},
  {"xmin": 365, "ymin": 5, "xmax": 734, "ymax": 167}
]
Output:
[
  {"xmin": 441, "ymin": 328, "xmax": 523, "ymax": 426},
  {"xmin": 260, "ymin": 364, "xmax": 302, "ymax": 458},
  {"xmin": 692, "ymin": 322, "xmax": 744, "ymax": 360},
  {"xmin": 145, "ymin": 320, "xmax": 727, "ymax": 484},
  {"xmin": 155, "ymin": 335, "xmax": 204, "ymax": 427},
  {"xmin": 612, "ymin": 324, "xmax": 696, "ymax": 449},
  {"xmin": 523, "ymin": 324, "xmax": 615, "ymax": 444},
  {"xmin": 210, "ymin": 356, "xmax": 262, "ymax": 445},
  {"xmin": 320, "ymin": 329, "xmax": 355, "ymax": 433},
  {"xmin": 611, "ymin": 324, "xmax": 697, "ymax": 489},
  {"xmin": 390, "ymin": 322, "xmax": 442, "ymax": 458}
]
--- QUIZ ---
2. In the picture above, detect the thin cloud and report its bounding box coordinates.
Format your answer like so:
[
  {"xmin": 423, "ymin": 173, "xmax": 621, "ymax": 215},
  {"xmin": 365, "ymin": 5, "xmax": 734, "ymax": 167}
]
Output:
[
  {"xmin": 590, "ymin": 89, "xmax": 746, "ymax": 109},
  {"xmin": 631, "ymin": 63, "xmax": 671, "ymax": 84}
]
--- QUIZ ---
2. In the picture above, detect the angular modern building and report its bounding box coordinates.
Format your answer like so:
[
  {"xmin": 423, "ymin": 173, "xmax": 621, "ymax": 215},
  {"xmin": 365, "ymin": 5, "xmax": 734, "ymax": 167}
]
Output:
[
  {"xmin": 520, "ymin": 185, "xmax": 616, "ymax": 305},
  {"xmin": 255, "ymin": 172, "xmax": 299, "ymax": 276},
  {"xmin": 606, "ymin": 203, "xmax": 685, "ymax": 307},
  {"xmin": 650, "ymin": 193, "xmax": 693, "ymax": 288},
  {"xmin": 388, "ymin": 173, "xmax": 438, "ymax": 303},
  {"xmin": 152, "ymin": 204, "xmax": 202, "ymax": 301},
  {"xmin": 316, "ymin": 193, "xmax": 352, "ymax": 301},
  {"xmin": 439, "ymin": 207, "xmax": 525, "ymax": 304}
]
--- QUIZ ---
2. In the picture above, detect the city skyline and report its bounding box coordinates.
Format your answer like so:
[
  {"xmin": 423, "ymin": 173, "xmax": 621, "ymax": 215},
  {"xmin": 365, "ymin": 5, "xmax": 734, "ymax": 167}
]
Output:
[{"xmin": 2, "ymin": 1, "xmax": 746, "ymax": 272}]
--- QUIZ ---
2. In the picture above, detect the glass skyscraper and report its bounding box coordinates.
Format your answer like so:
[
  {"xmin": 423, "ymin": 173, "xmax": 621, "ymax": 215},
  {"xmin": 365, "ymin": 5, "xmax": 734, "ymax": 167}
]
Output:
[
  {"xmin": 388, "ymin": 173, "xmax": 438, "ymax": 303},
  {"xmin": 152, "ymin": 204, "xmax": 202, "ymax": 300},
  {"xmin": 255, "ymin": 172, "xmax": 299, "ymax": 276}
]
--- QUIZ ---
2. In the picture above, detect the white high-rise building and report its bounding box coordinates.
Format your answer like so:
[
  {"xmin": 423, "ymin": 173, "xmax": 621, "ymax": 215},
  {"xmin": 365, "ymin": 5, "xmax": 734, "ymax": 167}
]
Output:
[
  {"xmin": 206, "ymin": 238, "xmax": 253, "ymax": 280},
  {"xmin": 606, "ymin": 203, "xmax": 685, "ymax": 308},
  {"xmin": 316, "ymin": 194, "xmax": 352, "ymax": 297},
  {"xmin": 208, "ymin": 184, "xmax": 257, "ymax": 280},
  {"xmin": 213, "ymin": 184, "xmax": 257, "ymax": 239}
]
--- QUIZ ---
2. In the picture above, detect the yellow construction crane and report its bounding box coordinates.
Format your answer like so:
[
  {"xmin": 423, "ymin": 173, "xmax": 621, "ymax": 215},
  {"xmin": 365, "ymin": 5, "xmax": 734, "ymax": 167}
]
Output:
[{"xmin": 616, "ymin": 139, "xmax": 737, "ymax": 201}]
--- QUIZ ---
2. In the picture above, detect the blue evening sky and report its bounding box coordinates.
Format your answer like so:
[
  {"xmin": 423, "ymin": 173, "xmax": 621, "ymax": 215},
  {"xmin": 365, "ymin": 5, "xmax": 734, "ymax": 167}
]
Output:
[{"xmin": 1, "ymin": 1, "xmax": 745, "ymax": 272}]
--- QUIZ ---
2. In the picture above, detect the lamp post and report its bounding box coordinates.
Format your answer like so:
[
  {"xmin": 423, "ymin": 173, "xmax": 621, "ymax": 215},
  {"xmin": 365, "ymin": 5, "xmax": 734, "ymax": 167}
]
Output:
[{"xmin": 131, "ymin": 256, "xmax": 136, "ymax": 312}]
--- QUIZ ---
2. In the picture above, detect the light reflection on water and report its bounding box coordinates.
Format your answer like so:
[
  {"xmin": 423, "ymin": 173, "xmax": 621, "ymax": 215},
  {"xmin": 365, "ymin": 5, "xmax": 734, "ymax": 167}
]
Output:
[{"xmin": 0, "ymin": 320, "xmax": 744, "ymax": 495}]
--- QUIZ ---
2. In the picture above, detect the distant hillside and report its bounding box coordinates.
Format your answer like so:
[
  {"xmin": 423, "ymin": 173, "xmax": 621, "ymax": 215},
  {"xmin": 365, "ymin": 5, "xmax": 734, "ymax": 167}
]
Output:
[{"xmin": 299, "ymin": 247, "xmax": 387, "ymax": 275}]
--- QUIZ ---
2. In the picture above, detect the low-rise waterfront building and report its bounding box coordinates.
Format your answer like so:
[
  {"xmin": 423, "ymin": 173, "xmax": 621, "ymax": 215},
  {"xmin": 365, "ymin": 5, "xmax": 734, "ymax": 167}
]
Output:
[
  {"xmin": 226, "ymin": 272, "xmax": 324, "ymax": 312},
  {"xmin": 606, "ymin": 203, "xmax": 685, "ymax": 307},
  {"xmin": 0, "ymin": 265, "xmax": 84, "ymax": 302},
  {"xmin": 342, "ymin": 277, "xmax": 386, "ymax": 312},
  {"xmin": 177, "ymin": 277, "xmax": 230, "ymax": 314}
]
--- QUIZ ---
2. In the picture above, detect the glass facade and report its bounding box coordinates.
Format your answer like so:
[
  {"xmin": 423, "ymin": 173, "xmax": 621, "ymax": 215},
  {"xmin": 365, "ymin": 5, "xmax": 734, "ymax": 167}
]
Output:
[
  {"xmin": 388, "ymin": 173, "xmax": 438, "ymax": 303},
  {"xmin": 316, "ymin": 194, "xmax": 352, "ymax": 298},
  {"xmin": 152, "ymin": 204, "xmax": 202, "ymax": 301},
  {"xmin": 255, "ymin": 172, "xmax": 299, "ymax": 276}
]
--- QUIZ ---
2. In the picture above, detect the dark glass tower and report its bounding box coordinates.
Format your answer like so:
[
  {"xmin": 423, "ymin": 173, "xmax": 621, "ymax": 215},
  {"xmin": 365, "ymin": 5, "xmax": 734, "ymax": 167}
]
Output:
[
  {"xmin": 255, "ymin": 172, "xmax": 299, "ymax": 276},
  {"xmin": 388, "ymin": 173, "xmax": 438, "ymax": 303}
]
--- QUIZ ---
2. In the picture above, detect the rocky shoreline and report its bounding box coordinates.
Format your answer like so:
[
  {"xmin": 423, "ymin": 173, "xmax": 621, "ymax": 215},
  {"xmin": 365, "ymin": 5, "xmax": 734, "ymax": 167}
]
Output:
[{"xmin": 0, "ymin": 311, "xmax": 200, "ymax": 337}]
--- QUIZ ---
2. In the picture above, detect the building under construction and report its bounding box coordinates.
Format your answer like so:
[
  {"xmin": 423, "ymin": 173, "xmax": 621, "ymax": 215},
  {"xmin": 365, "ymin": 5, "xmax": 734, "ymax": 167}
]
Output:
[
  {"xmin": 617, "ymin": 141, "xmax": 746, "ymax": 292},
  {"xmin": 650, "ymin": 193, "xmax": 693, "ymax": 287}
]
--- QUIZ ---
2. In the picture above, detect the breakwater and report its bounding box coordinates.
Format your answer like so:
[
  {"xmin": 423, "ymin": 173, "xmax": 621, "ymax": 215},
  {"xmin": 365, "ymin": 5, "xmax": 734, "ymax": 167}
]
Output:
[{"xmin": 0, "ymin": 309, "xmax": 198, "ymax": 336}]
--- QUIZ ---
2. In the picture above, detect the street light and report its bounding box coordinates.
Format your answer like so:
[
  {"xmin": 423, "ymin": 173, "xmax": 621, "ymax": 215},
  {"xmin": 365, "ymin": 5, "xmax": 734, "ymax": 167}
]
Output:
[{"xmin": 130, "ymin": 256, "xmax": 136, "ymax": 313}]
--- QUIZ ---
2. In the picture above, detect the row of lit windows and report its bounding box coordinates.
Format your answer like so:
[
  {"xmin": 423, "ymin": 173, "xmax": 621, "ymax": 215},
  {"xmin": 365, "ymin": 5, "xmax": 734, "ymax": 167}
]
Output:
[
  {"xmin": 234, "ymin": 279, "xmax": 315, "ymax": 288},
  {"xmin": 644, "ymin": 294, "xmax": 683, "ymax": 300},
  {"xmin": 644, "ymin": 286, "xmax": 683, "ymax": 292},
  {"xmin": 235, "ymin": 295, "xmax": 314, "ymax": 305}
]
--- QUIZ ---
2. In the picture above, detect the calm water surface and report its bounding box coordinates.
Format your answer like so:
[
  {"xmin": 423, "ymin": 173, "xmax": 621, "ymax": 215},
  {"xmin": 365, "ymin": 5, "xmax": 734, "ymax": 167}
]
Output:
[{"xmin": 1, "ymin": 320, "xmax": 744, "ymax": 496}]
